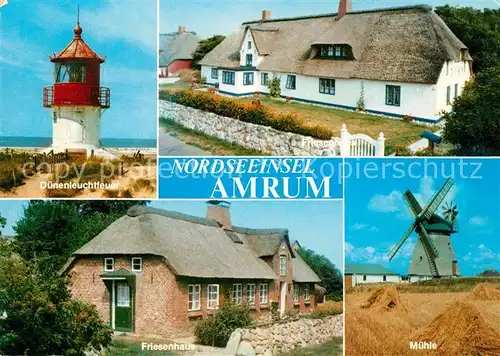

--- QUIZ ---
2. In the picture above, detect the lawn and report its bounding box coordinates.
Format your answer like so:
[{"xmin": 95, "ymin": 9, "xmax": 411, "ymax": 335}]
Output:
[
  {"xmin": 159, "ymin": 80, "xmax": 191, "ymax": 91},
  {"xmin": 237, "ymin": 96, "xmax": 426, "ymax": 153},
  {"xmin": 278, "ymin": 337, "xmax": 343, "ymax": 356}
]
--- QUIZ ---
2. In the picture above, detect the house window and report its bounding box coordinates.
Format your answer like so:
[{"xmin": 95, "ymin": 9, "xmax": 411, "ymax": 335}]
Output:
[
  {"xmin": 246, "ymin": 54, "xmax": 253, "ymax": 66},
  {"xmin": 243, "ymin": 72, "xmax": 254, "ymax": 86},
  {"xmin": 446, "ymin": 86, "xmax": 451, "ymax": 105},
  {"xmin": 104, "ymin": 258, "xmax": 114, "ymax": 272},
  {"xmin": 259, "ymin": 283, "xmax": 268, "ymax": 304},
  {"xmin": 131, "ymin": 257, "xmax": 142, "ymax": 272},
  {"xmin": 280, "ymin": 255, "xmax": 287, "ymax": 276},
  {"xmin": 285, "ymin": 75, "xmax": 296, "ymax": 90},
  {"xmin": 304, "ymin": 284, "xmax": 310, "ymax": 301},
  {"xmin": 188, "ymin": 284, "xmax": 201, "ymax": 311},
  {"xmin": 211, "ymin": 68, "xmax": 218, "ymax": 79},
  {"xmin": 319, "ymin": 78, "xmax": 335, "ymax": 95},
  {"xmin": 383, "ymin": 275, "xmax": 387, "ymax": 282},
  {"xmin": 232, "ymin": 284, "xmax": 242, "ymax": 304},
  {"xmin": 385, "ymin": 85, "xmax": 401, "ymax": 106},
  {"xmin": 454, "ymin": 83, "xmax": 458, "ymax": 99},
  {"xmin": 261, "ymin": 73, "xmax": 269, "ymax": 86},
  {"xmin": 293, "ymin": 285, "xmax": 300, "ymax": 303},
  {"xmin": 246, "ymin": 284, "xmax": 256, "ymax": 305},
  {"xmin": 222, "ymin": 71, "xmax": 235, "ymax": 85},
  {"xmin": 248, "ymin": 41, "xmax": 252, "ymax": 50},
  {"xmin": 207, "ymin": 284, "xmax": 219, "ymax": 309},
  {"xmin": 363, "ymin": 275, "xmax": 367, "ymax": 281},
  {"xmin": 319, "ymin": 45, "xmax": 348, "ymax": 58}
]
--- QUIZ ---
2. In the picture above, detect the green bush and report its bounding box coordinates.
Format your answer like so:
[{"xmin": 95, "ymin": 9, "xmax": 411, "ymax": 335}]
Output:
[
  {"xmin": 194, "ymin": 303, "xmax": 252, "ymax": 347},
  {"xmin": 0, "ymin": 161, "xmax": 23, "ymax": 191},
  {"xmin": 267, "ymin": 76, "xmax": 281, "ymax": 98},
  {"xmin": 160, "ymin": 90, "xmax": 333, "ymax": 140},
  {"xmin": 0, "ymin": 256, "xmax": 112, "ymax": 355}
]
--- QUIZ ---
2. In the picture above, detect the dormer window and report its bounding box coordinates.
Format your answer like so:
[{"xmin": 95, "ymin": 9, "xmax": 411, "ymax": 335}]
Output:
[
  {"xmin": 317, "ymin": 45, "xmax": 350, "ymax": 59},
  {"xmin": 246, "ymin": 54, "xmax": 253, "ymax": 66},
  {"xmin": 104, "ymin": 257, "xmax": 114, "ymax": 272},
  {"xmin": 248, "ymin": 41, "xmax": 252, "ymax": 50},
  {"xmin": 280, "ymin": 255, "xmax": 287, "ymax": 276}
]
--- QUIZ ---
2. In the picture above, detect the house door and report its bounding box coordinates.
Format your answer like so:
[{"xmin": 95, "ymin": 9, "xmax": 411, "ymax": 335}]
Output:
[
  {"xmin": 280, "ymin": 281, "xmax": 287, "ymax": 315},
  {"xmin": 114, "ymin": 281, "xmax": 133, "ymax": 331}
]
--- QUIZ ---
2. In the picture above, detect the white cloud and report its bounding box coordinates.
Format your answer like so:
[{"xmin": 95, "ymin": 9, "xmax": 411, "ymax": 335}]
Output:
[
  {"xmin": 469, "ymin": 216, "xmax": 488, "ymax": 227},
  {"xmin": 345, "ymin": 241, "xmax": 390, "ymax": 264},
  {"xmin": 350, "ymin": 223, "xmax": 379, "ymax": 232},
  {"xmin": 368, "ymin": 190, "xmax": 402, "ymax": 213}
]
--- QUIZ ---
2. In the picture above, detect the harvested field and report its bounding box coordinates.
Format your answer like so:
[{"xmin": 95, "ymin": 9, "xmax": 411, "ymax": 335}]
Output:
[
  {"xmin": 467, "ymin": 283, "xmax": 500, "ymax": 301},
  {"xmin": 362, "ymin": 286, "xmax": 407, "ymax": 312},
  {"xmin": 346, "ymin": 284, "xmax": 500, "ymax": 355}
]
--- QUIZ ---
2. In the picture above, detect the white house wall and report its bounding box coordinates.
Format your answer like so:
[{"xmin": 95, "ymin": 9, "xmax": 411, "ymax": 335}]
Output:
[
  {"xmin": 435, "ymin": 60, "xmax": 471, "ymax": 114},
  {"xmin": 352, "ymin": 274, "xmax": 400, "ymax": 286},
  {"xmin": 200, "ymin": 65, "xmax": 465, "ymax": 122},
  {"xmin": 240, "ymin": 30, "xmax": 263, "ymax": 67}
]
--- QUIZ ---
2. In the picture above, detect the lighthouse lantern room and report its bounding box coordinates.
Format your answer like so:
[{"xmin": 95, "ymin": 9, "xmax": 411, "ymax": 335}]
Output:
[{"xmin": 43, "ymin": 17, "xmax": 110, "ymax": 156}]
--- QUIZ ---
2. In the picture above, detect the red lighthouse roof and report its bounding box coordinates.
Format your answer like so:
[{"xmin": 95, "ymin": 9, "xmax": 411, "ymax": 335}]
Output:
[{"xmin": 50, "ymin": 23, "xmax": 105, "ymax": 63}]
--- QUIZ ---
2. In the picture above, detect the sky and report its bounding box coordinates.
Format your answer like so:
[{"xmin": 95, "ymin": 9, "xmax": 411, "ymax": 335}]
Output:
[
  {"xmin": 0, "ymin": 0, "xmax": 157, "ymax": 140},
  {"xmin": 160, "ymin": 0, "xmax": 499, "ymax": 37},
  {"xmin": 0, "ymin": 199, "xmax": 343, "ymax": 268},
  {"xmin": 344, "ymin": 158, "xmax": 500, "ymax": 277}
]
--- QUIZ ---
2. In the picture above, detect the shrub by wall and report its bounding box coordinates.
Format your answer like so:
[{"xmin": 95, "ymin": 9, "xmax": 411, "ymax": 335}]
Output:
[{"xmin": 160, "ymin": 90, "xmax": 333, "ymax": 140}]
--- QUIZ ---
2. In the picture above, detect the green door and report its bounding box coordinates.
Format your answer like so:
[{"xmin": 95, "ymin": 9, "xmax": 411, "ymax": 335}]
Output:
[{"xmin": 115, "ymin": 281, "xmax": 132, "ymax": 331}]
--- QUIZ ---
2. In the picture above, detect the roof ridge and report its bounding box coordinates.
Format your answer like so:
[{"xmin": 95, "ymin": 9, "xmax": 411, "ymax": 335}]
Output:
[
  {"xmin": 242, "ymin": 4, "xmax": 432, "ymax": 25},
  {"xmin": 127, "ymin": 206, "xmax": 219, "ymax": 227},
  {"xmin": 232, "ymin": 226, "xmax": 289, "ymax": 235}
]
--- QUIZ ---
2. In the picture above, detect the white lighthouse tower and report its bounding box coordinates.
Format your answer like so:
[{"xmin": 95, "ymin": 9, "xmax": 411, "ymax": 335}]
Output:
[{"xmin": 43, "ymin": 17, "xmax": 113, "ymax": 158}]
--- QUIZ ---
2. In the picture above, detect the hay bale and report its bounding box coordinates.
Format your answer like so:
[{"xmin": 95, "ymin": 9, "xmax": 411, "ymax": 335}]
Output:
[
  {"xmin": 362, "ymin": 286, "xmax": 406, "ymax": 312},
  {"xmin": 412, "ymin": 301, "xmax": 500, "ymax": 355},
  {"xmin": 467, "ymin": 283, "xmax": 500, "ymax": 301}
]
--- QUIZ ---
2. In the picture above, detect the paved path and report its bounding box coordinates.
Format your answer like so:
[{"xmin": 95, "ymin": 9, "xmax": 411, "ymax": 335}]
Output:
[{"xmin": 159, "ymin": 131, "xmax": 210, "ymax": 156}]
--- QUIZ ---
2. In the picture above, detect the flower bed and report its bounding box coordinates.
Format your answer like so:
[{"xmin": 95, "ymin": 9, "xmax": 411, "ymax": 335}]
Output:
[{"xmin": 160, "ymin": 90, "xmax": 333, "ymax": 140}]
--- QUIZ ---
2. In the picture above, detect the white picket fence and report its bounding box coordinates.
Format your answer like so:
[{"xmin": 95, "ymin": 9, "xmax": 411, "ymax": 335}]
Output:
[{"xmin": 339, "ymin": 124, "xmax": 385, "ymax": 157}]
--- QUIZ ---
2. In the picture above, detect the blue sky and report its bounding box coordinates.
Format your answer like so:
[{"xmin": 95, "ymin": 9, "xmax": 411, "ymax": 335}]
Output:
[
  {"xmin": 0, "ymin": 200, "xmax": 343, "ymax": 268},
  {"xmin": 0, "ymin": 0, "xmax": 157, "ymax": 140},
  {"xmin": 160, "ymin": 0, "xmax": 498, "ymax": 37},
  {"xmin": 344, "ymin": 158, "xmax": 500, "ymax": 276}
]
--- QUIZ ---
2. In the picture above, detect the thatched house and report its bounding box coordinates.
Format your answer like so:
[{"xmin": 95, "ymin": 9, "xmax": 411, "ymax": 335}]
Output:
[
  {"xmin": 159, "ymin": 25, "xmax": 200, "ymax": 78},
  {"xmin": 199, "ymin": 1, "xmax": 472, "ymax": 123},
  {"xmin": 60, "ymin": 202, "xmax": 321, "ymax": 337}
]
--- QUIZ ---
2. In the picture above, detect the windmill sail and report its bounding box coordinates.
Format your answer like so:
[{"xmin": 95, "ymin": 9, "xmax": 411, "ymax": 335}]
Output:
[
  {"xmin": 388, "ymin": 222, "xmax": 416, "ymax": 260},
  {"xmin": 418, "ymin": 222, "xmax": 439, "ymax": 258},
  {"xmin": 403, "ymin": 190, "xmax": 422, "ymax": 218},
  {"xmin": 421, "ymin": 178, "xmax": 454, "ymax": 219}
]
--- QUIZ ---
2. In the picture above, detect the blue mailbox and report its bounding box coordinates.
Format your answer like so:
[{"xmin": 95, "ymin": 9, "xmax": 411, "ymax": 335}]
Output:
[{"xmin": 421, "ymin": 131, "xmax": 442, "ymax": 144}]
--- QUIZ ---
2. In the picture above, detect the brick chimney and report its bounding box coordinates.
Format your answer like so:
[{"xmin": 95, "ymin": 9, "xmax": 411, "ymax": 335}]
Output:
[
  {"xmin": 261, "ymin": 10, "xmax": 271, "ymax": 22},
  {"xmin": 206, "ymin": 200, "xmax": 232, "ymax": 230},
  {"xmin": 337, "ymin": 0, "xmax": 351, "ymax": 18},
  {"xmin": 178, "ymin": 25, "xmax": 186, "ymax": 34}
]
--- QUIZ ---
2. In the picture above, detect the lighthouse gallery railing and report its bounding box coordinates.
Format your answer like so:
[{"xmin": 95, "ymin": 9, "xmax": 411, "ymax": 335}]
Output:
[{"xmin": 43, "ymin": 86, "xmax": 110, "ymax": 109}]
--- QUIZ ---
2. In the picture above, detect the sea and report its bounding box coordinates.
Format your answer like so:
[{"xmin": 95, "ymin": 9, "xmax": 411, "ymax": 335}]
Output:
[{"xmin": 0, "ymin": 136, "xmax": 157, "ymax": 148}]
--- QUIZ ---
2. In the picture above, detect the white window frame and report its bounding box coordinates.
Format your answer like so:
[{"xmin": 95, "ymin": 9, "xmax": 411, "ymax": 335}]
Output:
[
  {"xmin": 188, "ymin": 284, "xmax": 201, "ymax": 311},
  {"xmin": 246, "ymin": 284, "xmax": 256, "ymax": 305},
  {"xmin": 207, "ymin": 284, "xmax": 219, "ymax": 309},
  {"xmin": 280, "ymin": 255, "xmax": 287, "ymax": 276},
  {"xmin": 304, "ymin": 284, "xmax": 310, "ymax": 302},
  {"xmin": 232, "ymin": 283, "xmax": 243, "ymax": 304},
  {"xmin": 104, "ymin": 257, "xmax": 114, "ymax": 272},
  {"xmin": 294, "ymin": 284, "xmax": 300, "ymax": 303},
  {"xmin": 131, "ymin": 257, "xmax": 142, "ymax": 272},
  {"xmin": 259, "ymin": 283, "xmax": 268, "ymax": 304}
]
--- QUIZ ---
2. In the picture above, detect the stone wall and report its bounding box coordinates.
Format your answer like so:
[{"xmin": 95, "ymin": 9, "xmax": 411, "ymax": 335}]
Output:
[
  {"xmin": 159, "ymin": 101, "xmax": 340, "ymax": 156},
  {"xmin": 226, "ymin": 314, "xmax": 343, "ymax": 356}
]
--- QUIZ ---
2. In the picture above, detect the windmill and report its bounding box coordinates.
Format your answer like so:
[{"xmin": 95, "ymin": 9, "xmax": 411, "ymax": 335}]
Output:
[{"xmin": 388, "ymin": 178, "xmax": 460, "ymax": 280}]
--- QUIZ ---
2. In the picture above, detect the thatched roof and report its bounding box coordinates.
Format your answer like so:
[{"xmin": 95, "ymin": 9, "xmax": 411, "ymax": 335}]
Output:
[
  {"xmin": 65, "ymin": 206, "xmax": 320, "ymax": 283},
  {"xmin": 293, "ymin": 251, "xmax": 322, "ymax": 283},
  {"xmin": 159, "ymin": 31, "xmax": 201, "ymax": 67},
  {"xmin": 199, "ymin": 5, "xmax": 471, "ymax": 84}
]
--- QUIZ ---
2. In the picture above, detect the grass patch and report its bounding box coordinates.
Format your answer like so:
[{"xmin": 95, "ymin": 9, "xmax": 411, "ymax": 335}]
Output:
[
  {"xmin": 160, "ymin": 117, "xmax": 268, "ymax": 156},
  {"xmin": 347, "ymin": 277, "xmax": 500, "ymax": 294},
  {"xmin": 278, "ymin": 337, "xmax": 343, "ymax": 356},
  {"xmin": 237, "ymin": 96, "xmax": 426, "ymax": 152},
  {"xmin": 107, "ymin": 339, "xmax": 177, "ymax": 355},
  {"xmin": 159, "ymin": 81, "xmax": 192, "ymax": 91}
]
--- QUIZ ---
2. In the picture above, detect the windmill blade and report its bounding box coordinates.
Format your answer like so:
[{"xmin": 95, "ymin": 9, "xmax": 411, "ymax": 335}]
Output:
[
  {"xmin": 418, "ymin": 222, "xmax": 440, "ymax": 258},
  {"xmin": 388, "ymin": 222, "xmax": 416, "ymax": 261},
  {"xmin": 421, "ymin": 178, "xmax": 454, "ymax": 219},
  {"xmin": 403, "ymin": 190, "xmax": 422, "ymax": 218}
]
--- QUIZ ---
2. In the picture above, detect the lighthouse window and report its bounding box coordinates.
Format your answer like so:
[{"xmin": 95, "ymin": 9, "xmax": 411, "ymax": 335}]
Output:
[{"xmin": 56, "ymin": 62, "xmax": 86, "ymax": 83}]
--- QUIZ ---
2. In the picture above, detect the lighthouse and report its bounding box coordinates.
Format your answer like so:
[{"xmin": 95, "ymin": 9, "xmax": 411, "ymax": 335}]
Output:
[{"xmin": 43, "ymin": 18, "xmax": 111, "ymax": 157}]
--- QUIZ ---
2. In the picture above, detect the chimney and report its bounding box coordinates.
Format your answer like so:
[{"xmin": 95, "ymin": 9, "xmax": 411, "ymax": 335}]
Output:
[
  {"xmin": 178, "ymin": 25, "xmax": 186, "ymax": 34},
  {"xmin": 206, "ymin": 200, "xmax": 232, "ymax": 230},
  {"xmin": 337, "ymin": 0, "xmax": 351, "ymax": 18},
  {"xmin": 261, "ymin": 10, "xmax": 271, "ymax": 22}
]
